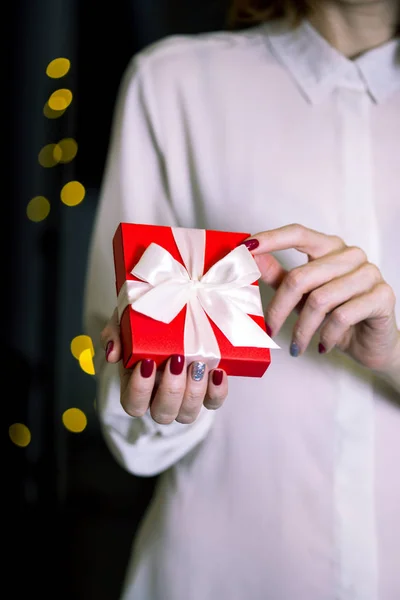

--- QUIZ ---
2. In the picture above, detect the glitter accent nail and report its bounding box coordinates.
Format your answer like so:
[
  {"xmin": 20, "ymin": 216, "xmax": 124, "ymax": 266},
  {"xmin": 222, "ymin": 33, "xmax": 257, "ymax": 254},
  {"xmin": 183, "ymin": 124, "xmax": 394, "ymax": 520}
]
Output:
[
  {"xmin": 290, "ymin": 341, "xmax": 300, "ymax": 357},
  {"xmin": 191, "ymin": 361, "xmax": 206, "ymax": 382}
]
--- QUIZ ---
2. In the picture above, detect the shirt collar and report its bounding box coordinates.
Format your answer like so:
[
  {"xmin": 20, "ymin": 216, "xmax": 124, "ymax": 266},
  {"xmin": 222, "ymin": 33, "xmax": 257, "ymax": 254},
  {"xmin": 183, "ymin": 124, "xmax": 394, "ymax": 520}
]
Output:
[{"xmin": 265, "ymin": 19, "xmax": 400, "ymax": 104}]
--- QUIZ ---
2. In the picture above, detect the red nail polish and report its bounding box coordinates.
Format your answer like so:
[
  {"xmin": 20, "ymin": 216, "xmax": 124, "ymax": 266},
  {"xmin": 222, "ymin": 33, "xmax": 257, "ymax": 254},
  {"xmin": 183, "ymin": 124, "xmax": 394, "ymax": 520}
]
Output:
[
  {"xmin": 105, "ymin": 341, "xmax": 114, "ymax": 361},
  {"xmin": 212, "ymin": 370, "xmax": 223, "ymax": 386},
  {"xmin": 140, "ymin": 359, "xmax": 154, "ymax": 378},
  {"xmin": 170, "ymin": 354, "xmax": 185, "ymax": 375},
  {"xmin": 318, "ymin": 343, "xmax": 326, "ymax": 354},
  {"xmin": 241, "ymin": 239, "xmax": 259, "ymax": 251},
  {"xmin": 265, "ymin": 322, "xmax": 273, "ymax": 337}
]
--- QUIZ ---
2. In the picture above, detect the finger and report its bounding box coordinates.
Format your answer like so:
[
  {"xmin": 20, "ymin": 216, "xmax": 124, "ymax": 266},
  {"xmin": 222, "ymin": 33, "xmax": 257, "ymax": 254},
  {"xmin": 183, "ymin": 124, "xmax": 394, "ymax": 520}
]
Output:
[
  {"xmin": 120, "ymin": 359, "xmax": 156, "ymax": 417},
  {"xmin": 150, "ymin": 370, "xmax": 162, "ymax": 400},
  {"xmin": 150, "ymin": 355, "xmax": 187, "ymax": 424},
  {"xmin": 254, "ymin": 252, "xmax": 288, "ymax": 291},
  {"xmin": 319, "ymin": 282, "xmax": 397, "ymax": 360},
  {"xmin": 203, "ymin": 369, "xmax": 228, "ymax": 410},
  {"xmin": 265, "ymin": 247, "xmax": 369, "ymax": 337},
  {"xmin": 176, "ymin": 361, "xmax": 209, "ymax": 424},
  {"xmin": 243, "ymin": 223, "xmax": 345, "ymax": 261},
  {"xmin": 289, "ymin": 262, "xmax": 383, "ymax": 356},
  {"xmin": 100, "ymin": 308, "xmax": 122, "ymax": 363}
]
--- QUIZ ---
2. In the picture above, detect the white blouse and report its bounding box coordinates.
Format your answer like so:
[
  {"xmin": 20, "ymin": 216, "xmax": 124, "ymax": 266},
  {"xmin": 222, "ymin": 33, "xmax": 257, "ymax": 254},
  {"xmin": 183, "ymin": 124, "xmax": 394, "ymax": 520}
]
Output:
[{"xmin": 83, "ymin": 19, "xmax": 400, "ymax": 600}]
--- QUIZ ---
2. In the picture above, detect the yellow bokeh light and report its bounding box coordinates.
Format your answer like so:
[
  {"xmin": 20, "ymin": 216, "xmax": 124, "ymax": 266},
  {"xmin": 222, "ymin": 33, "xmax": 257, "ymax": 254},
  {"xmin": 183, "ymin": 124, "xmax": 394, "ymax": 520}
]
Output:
[
  {"xmin": 62, "ymin": 408, "xmax": 87, "ymax": 433},
  {"xmin": 26, "ymin": 196, "xmax": 51, "ymax": 222},
  {"xmin": 61, "ymin": 181, "xmax": 85, "ymax": 206},
  {"xmin": 46, "ymin": 58, "xmax": 71, "ymax": 79},
  {"xmin": 79, "ymin": 348, "xmax": 95, "ymax": 375},
  {"xmin": 48, "ymin": 88, "xmax": 73, "ymax": 111},
  {"xmin": 38, "ymin": 143, "xmax": 62, "ymax": 168},
  {"xmin": 43, "ymin": 102, "xmax": 66, "ymax": 119},
  {"xmin": 71, "ymin": 335, "xmax": 94, "ymax": 360},
  {"xmin": 9, "ymin": 423, "xmax": 31, "ymax": 447},
  {"xmin": 58, "ymin": 138, "xmax": 78, "ymax": 163}
]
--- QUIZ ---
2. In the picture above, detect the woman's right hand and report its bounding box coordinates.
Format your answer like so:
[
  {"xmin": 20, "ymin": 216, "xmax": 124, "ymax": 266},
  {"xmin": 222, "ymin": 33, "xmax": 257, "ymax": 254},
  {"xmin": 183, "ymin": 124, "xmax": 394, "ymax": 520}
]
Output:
[{"xmin": 101, "ymin": 310, "xmax": 228, "ymax": 425}]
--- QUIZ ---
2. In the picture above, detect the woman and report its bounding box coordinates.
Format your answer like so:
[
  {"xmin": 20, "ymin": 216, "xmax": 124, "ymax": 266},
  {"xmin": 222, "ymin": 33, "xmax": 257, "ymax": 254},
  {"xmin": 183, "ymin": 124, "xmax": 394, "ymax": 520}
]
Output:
[{"xmin": 83, "ymin": 1, "xmax": 400, "ymax": 598}]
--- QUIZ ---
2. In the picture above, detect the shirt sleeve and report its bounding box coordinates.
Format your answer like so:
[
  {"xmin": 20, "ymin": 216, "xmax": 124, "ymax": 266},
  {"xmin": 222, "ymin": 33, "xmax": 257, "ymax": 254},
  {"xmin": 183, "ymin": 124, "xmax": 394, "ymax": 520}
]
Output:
[{"xmin": 82, "ymin": 51, "xmax": 215, "ymax": 477}]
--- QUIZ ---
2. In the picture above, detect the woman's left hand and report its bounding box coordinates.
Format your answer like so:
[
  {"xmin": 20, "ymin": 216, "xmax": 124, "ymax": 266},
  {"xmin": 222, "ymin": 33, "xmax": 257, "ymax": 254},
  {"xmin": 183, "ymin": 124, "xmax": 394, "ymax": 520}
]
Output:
[{"xmin": 243, "ymin": 224, "xmax": 400, "ymax": 374}]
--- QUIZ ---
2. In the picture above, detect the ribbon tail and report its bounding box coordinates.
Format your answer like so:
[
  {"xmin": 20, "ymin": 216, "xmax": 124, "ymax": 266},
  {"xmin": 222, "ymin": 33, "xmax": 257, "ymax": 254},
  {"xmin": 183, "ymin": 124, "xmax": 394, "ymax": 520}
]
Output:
[
  {"xmin": 200, "ymin": 291, "xmax": 280, "ymax": 349},
  {"xmin": 184, "ymin": 296, "xmax": 221, "ymax": 370}
]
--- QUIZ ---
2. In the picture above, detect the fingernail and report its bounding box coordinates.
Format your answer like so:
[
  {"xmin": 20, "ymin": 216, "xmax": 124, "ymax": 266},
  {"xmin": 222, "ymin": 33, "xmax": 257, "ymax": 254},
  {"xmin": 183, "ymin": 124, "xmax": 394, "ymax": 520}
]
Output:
[
  {"xmin": 240, "ymin": 239, "xmax": 259, "ymax": 251},
  {"xmin": 191, "ymin": 361, "xmax": 206, "ymax": 382},
  {"xmin": 140, "ymin": 359, "xmax": 154, "ymax": 378},
  {"xmin": 105, "ymin": 341, "xmax": 114, "ymax": 361},
  {"xmin": 170, "ymin": 354, "xmax": 185, "ymax": 375},
  {"xmin": 290, "ymin": 341, "xmax": 300, "ymax": 357},
  {"xmin": 318, "ymin": 343, "xmax": 326, "ymax": 354},
  {"xmin": 265, "ymin": 322, "xmax": 273, "ymax": 337},
  {"xmin": 212, "ymin": 370, "xmax": 223, "ymax": 386}
]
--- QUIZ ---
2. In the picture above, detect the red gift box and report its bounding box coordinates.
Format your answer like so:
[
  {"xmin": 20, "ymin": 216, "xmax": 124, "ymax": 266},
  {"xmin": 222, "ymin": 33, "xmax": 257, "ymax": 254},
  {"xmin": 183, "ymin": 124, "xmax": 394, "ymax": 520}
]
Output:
[{"xmin": 113, "ymin": 223, "xmax": 275, "ymax": 377}]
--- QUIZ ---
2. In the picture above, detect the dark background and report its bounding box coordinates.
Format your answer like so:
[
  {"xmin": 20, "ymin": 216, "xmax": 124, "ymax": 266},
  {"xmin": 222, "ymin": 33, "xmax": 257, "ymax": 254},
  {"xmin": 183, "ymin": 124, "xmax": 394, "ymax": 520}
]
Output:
[{"xmin": 6, "ymin": 1, "xmax": 228, "ymax": 598}]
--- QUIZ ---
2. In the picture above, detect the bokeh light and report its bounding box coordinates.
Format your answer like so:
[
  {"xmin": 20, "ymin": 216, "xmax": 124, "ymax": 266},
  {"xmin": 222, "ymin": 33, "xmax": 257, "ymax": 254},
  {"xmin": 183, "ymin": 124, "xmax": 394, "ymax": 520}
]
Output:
[
  {"xmin": 48, "ymin": 88, "xmax": 73, "ymax": 111},
  {"xmin": 70, "ymin": 335, "xmax": 94, "ymax": 360},
  {"xmin": 26, "ymin": 196, "xmax": 51, "ymax": 222},
  {"xmin": 79, "ymin": 348, "xmax": 95, "ymax": 375},
  {"xmin": 9, "ymin": 423, "xmax": 31, "ymax": 447},
  {"xmin": 61, "ymin": 181, "xmax": 85, "ymax": 206},
  {"xmin": 38, "ymin": 143, "xmax": 62, "ymax": 167},
  {"xmin": 43, "ymin": 102, "xmax": 66, "ymax": 119},
  {"xmin": 62, "ymin": 408, "xmax": 87, "ymax": 433},
  {"xmin": 58, "ymin": 138, "xmax": 78, "ymax": 163},
  {"xmin": 46, "ymin": 58, "xmax": 71, "ymax": 79},
  {"xmin": 71, "ymin": 336, "xmax": 95, "ymax": 375}
]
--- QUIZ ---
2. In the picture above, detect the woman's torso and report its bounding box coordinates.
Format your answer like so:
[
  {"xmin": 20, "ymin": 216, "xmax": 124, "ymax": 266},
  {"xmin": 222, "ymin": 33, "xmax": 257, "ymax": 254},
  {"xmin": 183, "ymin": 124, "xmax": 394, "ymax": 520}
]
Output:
[{"xmin": 121, "ymin": 20, "xmax": 400, "ymax": 600}]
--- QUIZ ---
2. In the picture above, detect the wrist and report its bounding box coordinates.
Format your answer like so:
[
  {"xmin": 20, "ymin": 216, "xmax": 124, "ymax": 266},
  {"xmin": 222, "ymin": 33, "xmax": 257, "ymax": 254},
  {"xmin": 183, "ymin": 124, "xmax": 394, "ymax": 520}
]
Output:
[
  {"xmin": 376, "ymin": 333, "xmax": 400, "ymax": 392},
  {"xmin": 384, "ymin": 333, "xmax": 400, "ymax": 376}
]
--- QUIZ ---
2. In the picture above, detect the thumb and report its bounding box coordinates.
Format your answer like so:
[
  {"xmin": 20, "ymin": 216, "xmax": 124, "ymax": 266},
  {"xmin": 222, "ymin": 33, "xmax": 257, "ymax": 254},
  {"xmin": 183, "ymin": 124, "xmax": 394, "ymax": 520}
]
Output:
[
  {"xmin": 255, "ymin": 253, "xmax": 310, "ymax": 316},
  {"xmin": 254, "ymin": 252, "xmax": 287, "ymax": 291}
]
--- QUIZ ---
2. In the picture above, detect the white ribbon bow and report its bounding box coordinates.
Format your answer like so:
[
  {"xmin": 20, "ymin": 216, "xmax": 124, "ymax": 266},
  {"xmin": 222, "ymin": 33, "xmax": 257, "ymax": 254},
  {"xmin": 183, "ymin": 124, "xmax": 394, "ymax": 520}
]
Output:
[{"xmin": 117, "ymin": 228, "xmax": 279, "ymax": 370}]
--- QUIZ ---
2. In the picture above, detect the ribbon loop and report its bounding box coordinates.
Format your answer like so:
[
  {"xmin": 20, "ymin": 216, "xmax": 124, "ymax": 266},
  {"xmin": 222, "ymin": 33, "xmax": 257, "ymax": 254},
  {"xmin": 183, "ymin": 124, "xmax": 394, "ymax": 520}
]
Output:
[{"xmin": 132, "ymin": 243, "xmax": 190, "ymax": 286}]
